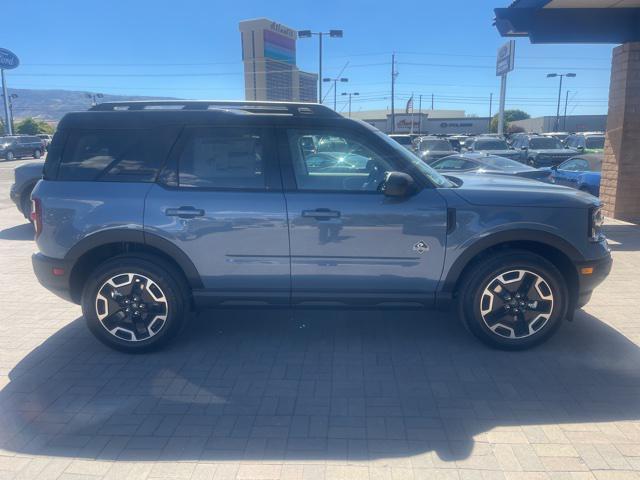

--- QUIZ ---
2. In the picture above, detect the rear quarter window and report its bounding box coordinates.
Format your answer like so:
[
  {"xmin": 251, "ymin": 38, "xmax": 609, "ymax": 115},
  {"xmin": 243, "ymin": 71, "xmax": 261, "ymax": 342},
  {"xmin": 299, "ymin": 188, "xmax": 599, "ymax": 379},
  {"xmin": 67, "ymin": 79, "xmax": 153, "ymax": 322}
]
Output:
[{"xmin": 55, "ymin": 127, "xmax": 179, "ymax": 182}]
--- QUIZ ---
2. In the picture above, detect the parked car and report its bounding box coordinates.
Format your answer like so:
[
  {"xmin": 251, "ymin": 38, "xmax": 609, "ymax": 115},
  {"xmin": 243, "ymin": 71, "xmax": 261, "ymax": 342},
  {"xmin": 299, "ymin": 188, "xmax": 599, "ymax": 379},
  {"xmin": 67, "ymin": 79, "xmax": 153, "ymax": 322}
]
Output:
[
  {"xmin": 0, "ymin": 135, "xmax": 46, "ymax": 161},
  {"xmin": 430, "ymin": 153, "xmax": 551, "ymax": 181},
  {"xmin": 548, "ymin": 154, "xmax": 602, "ymax": 197},
  {"xmin": 564, "ymin": 133, "xmax": 605, "ymax": 154},
  {"xmin": 37, "ymin": 134, "xmax": 53, "ymax": 149},
  {"xmin": 388, "ymin": 134, "xmax": 416, "ymax": 151},
  {"xmin": 415, "ymin": 136, "xmax": 455, "ymax": 163},
  {"xmin": 31, "ymin": 101, "xmax": 611, "ymax": 352},
  {"xmin": 465, "ymin": 137, "xmax": 522, "ymax": 161},
  {"xmin": 10, "ymin": 160, "xmax": 44, "ymax": 219},
  {"xmin": 511, "ymin": 134, "xmax": 577, "ymax": 168}
]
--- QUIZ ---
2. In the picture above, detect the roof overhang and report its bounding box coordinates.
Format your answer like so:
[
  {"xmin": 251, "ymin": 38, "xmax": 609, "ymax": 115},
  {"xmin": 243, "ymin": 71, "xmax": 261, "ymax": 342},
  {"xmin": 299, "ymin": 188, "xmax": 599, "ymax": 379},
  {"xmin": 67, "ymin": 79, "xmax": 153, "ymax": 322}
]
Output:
[{"xmin": 495, "ymin": 0, "xmax": 640, "ymax": 43}]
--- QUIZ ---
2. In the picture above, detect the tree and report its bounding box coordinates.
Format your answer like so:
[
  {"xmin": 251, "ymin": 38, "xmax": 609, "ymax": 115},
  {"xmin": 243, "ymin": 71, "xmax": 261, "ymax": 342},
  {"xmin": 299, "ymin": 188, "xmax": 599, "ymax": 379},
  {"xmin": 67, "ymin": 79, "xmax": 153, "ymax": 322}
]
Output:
[
  {"xmin": 15, "ymin": 117, "xmax": 54, "ymax": 135},
  {"xmin": 490, "ymin": 109, "xmax": 530, "ymax": 133}
]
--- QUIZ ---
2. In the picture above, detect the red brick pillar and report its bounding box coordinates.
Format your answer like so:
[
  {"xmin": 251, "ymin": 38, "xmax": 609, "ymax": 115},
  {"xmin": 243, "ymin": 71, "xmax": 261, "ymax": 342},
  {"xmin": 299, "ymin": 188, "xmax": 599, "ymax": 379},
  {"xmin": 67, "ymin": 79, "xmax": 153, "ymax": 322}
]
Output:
[{"xmin": 601, "ymin": 42, "xmax": 640, "ymax": 222}]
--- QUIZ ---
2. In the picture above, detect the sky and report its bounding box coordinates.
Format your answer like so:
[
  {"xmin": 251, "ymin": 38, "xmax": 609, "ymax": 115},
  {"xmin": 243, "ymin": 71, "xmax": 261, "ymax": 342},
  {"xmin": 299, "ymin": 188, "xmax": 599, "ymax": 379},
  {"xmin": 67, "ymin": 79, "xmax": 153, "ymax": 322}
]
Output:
[{"xmin": 3, "ymin": 0, "xmax": 614, "ymax": 118}]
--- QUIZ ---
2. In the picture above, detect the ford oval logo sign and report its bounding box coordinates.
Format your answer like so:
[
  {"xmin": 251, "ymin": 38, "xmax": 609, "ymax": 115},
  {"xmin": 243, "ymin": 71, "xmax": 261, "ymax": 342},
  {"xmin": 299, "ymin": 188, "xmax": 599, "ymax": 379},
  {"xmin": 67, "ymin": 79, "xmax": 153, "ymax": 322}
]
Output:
[{"xmin": 0, "ymin": 49, "xmax": 19, "ymax": 70}]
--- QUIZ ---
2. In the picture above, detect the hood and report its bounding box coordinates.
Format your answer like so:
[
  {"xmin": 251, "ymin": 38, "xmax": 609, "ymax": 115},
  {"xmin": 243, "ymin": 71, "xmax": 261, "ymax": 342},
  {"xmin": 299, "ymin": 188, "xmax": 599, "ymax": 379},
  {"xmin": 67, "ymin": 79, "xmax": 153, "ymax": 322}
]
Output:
[
  {"xmin": 447, "ymin": 173, "xmax": 598, "ymax": 209},
  {"xmin": 530, "ymin": 149, "xmax": 575, "ymax": 155}
]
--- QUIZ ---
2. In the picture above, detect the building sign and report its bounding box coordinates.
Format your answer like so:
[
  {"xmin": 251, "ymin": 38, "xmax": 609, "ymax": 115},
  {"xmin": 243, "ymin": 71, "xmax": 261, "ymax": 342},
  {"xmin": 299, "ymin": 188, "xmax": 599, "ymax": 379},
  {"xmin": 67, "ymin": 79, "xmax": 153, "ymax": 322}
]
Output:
[
  {"xmin": 0, "ymin": 48, "xmax": 19, "ymax": 70},
  {"xmin": 496, "ymin": 40, "xmax": 515, "ymax": 76},
  {"xmin": 264, "ymin": 24, "xmax": 296, "ymax": 65}
]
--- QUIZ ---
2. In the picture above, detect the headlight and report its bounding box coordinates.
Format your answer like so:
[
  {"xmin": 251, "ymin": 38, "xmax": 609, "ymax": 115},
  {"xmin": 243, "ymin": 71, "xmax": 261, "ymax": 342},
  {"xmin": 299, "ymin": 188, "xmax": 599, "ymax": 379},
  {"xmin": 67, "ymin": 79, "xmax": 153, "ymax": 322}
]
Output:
[{"xmin": 589, "ymin": 206, "xmax": 604, "ymax": 241}]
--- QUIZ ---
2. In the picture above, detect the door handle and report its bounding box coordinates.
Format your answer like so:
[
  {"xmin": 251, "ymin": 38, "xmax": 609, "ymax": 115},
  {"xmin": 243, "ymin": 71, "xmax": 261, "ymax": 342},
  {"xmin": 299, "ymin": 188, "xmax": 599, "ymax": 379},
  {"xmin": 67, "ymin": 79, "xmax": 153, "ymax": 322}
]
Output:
[
  {"xmin": 165, "ymin": 206, "xmax": 205, "ymax": 218},
  {"xmin": 302, "ymin": 208, "xmax": 341, "ymax": 220}
]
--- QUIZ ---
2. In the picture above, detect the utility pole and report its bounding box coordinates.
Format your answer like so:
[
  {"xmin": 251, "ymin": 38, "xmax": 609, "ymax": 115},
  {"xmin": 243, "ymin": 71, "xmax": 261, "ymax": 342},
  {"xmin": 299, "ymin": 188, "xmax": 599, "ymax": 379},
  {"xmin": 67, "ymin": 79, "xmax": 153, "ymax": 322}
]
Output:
[
  {"xmin": 431, "ymin": 93, "xmax": 434, "ymax": 110},
  {"xmin": 319, "ymin": 33, "xmax": 323, "ymax": 102},
  {"xmin": 563, "ymin": 90, "xmax": 570, "ymax": 131},
  {"xmin": 418, "ymin": 94, "xmax": 422, "ymax": 134},
  {"xmin": 390, "ymin": 53, "xmax": 396, "ymax": 133},
  {"xmin": 489, "ymin": 93, "xmax": 493, "ymax": 131}
]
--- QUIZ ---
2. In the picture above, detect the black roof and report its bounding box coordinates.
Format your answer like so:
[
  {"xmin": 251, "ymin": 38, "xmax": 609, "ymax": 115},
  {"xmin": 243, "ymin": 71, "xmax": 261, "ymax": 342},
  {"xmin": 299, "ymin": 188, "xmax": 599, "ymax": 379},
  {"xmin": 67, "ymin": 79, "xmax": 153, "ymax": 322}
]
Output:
[{"xmin": 59, "ymin": 100, "xmax": 347, "ymax": 130}]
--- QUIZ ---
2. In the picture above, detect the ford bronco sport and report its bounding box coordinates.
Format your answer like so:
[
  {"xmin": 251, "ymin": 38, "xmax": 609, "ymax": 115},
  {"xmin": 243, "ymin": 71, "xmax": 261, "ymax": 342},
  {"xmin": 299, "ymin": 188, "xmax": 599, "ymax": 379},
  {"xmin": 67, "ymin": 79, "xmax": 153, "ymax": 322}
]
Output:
[{"xmin": 31, "ymin": 101, "xmax": 612, "ymax": 352}]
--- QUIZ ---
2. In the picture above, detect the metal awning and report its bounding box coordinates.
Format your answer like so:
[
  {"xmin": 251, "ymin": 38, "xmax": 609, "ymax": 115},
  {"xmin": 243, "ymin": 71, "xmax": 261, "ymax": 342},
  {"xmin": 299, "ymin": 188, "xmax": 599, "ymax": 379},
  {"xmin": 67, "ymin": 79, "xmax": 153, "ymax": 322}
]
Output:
[{"xmin": 495, "ymin": 0, "xmax": 640, "ymax": 43}]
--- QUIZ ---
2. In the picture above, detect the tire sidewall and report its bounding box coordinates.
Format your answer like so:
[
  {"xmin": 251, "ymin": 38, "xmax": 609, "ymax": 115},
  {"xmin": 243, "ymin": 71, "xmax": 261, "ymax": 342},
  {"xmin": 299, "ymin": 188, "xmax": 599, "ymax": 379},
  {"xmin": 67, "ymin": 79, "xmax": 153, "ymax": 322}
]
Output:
[
  {"xmin": 6, "ymin": 151, "xmax": 14, "ymax": 161},
  {"xmin": 460, "ymin": 252, "xmax": 568, "ymax": 350},
  {"xmin": 33, "ymin": 149, "xmax": 41, "ymax": 159},
  {"xmin": 81, "ymin": 256, "xmax": 186, "ymax": 352}
]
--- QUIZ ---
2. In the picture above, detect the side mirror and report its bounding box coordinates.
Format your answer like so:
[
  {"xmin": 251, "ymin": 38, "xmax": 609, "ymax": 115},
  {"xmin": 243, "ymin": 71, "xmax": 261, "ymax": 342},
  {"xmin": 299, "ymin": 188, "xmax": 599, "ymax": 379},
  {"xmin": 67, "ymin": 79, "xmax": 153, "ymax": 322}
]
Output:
[{"xmin": 381, "ymin": 171, "xmax": 416, "ymax": 197}]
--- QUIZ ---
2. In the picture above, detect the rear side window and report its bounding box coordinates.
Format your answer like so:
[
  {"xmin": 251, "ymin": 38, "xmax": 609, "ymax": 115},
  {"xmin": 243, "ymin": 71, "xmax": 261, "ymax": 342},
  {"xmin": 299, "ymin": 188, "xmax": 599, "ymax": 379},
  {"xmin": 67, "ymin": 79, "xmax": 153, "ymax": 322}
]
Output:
[
  {"xmin": 57, "ymin": 129, "xmax": 173, "ymax": 182},
  {"xmin": 177, "ymin": 127, "xmax": 266, "ymax": 189}
]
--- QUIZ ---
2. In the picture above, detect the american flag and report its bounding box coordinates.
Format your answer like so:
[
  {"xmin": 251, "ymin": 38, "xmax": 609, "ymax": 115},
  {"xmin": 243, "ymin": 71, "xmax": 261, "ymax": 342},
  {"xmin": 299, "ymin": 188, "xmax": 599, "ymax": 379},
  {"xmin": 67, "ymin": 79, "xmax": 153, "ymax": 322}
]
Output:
[{"xmin": 405, "ymin": 95, "xmax": 414, "ymax": 114}]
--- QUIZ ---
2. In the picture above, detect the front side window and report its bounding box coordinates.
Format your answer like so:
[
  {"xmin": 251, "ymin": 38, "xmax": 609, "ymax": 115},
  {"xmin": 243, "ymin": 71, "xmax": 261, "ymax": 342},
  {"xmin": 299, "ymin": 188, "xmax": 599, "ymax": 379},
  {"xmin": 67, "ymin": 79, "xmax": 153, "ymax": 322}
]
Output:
[
  {"xmin": 560, "ymin": 158, "xmax": 590, "ymax": 171},
  {"xmin": 287, "ymin": 129, "xmax": 393, "ymax": 192},
  {"xmin": 585, "ymin": 136, "xmax": 604, "ymax": 149},
  {"xmin": 177, "ymin": 127, "xmax": 266, "ymax": 189}
]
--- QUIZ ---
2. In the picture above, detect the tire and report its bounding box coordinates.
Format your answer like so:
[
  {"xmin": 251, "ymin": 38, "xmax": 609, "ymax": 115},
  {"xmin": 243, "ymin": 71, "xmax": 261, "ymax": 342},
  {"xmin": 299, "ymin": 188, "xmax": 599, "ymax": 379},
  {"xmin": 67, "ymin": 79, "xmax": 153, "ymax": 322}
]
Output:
[
  {"xmin": 527, "ymin": 158, "xmax": 536, "ymax": 167},
  {"xmin": 33, "ymin": 149, "xmax": 41, "ymax": 159},
  {"xmin": 81, "ymin": 255, "xmax": 189, "ymax": 353},
  {"xmin": 5, "ymin": 151, "xmax": 14, "ymax": 162},
  {"xmin": 457, "ymin": 250, "xmax": 568, "ymax": 350}
]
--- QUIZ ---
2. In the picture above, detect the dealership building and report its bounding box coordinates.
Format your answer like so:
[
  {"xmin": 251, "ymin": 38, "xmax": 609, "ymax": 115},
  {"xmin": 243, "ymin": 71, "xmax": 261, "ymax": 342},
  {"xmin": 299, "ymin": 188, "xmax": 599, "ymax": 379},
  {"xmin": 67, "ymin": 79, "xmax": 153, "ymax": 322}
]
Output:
[
  {"xmin": 239, "ymin": 18, "xmax": 318, "ymax": 103},
  {"xmin": 351, "ymin": 110, "xmax": 492, "ymax": 135},
  {"xmin": 510, "ymin": 114, "xmax": 607, "ymax": 133}
]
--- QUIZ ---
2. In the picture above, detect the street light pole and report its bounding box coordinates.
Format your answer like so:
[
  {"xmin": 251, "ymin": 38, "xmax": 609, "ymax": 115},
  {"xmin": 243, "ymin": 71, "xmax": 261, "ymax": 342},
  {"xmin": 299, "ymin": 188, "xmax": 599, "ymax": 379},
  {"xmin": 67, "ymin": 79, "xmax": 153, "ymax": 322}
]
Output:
[
  {"xmin": 298, "ymin": 29, "xmax": 343, "ymax": 104},
  {"xmin": 324, "ymin": 77, "xmax": 348, "ymax": 111},
  {"xmin": 563, "ymin": 90, "xmax": 570, "ymax": 131},
  {"xmin": 341, "ymin": 91, "xmax": 359, "ymax": 117},
  {"xmin": 547, "ymin": 73, "xmax": 576, "ymax": 131}
]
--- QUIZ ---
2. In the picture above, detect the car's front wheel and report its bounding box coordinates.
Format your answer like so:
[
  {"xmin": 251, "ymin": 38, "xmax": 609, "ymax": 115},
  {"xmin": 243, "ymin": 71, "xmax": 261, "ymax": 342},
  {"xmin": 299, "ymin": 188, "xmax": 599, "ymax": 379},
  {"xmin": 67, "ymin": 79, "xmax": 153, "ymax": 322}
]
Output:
[
  {"xmin": 81, "ymin": 255, "xmax": 188, "ymax": 352},
  {"xmin": 458, "ymin": 250, "xmax": 568, "ymax": 350},
  {"xmin": 33, "ymin": 149, "xmax": 42, "ymax": 159},
  {"xmin": 5, "ymin": 151, "xmax": 14, "ymax": 161}
]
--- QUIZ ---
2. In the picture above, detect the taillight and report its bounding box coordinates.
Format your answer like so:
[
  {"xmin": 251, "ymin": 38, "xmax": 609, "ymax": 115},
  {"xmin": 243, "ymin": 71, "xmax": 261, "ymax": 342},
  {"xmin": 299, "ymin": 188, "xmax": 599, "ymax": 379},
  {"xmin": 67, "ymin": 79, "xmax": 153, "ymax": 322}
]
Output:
[{"xmin": 31, "ymin": 198, "xmax": 43, "ymax": 239}]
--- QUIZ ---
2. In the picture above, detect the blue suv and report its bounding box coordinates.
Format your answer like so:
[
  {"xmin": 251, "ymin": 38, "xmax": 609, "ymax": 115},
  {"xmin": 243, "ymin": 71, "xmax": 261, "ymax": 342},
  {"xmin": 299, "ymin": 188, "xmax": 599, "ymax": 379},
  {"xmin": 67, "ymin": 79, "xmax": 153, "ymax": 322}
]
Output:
[{"xmin": 31, "ymin": 101, "xmax": 611, "ymax": 352}]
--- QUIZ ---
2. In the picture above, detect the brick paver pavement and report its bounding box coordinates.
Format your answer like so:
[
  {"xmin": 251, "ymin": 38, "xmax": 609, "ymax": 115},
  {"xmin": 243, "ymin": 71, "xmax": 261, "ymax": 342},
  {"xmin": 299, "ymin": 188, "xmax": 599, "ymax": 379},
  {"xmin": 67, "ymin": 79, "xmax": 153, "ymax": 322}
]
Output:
[{"xmin": 0, "ymin": 158, "xmax": 639, "ymax": 479}]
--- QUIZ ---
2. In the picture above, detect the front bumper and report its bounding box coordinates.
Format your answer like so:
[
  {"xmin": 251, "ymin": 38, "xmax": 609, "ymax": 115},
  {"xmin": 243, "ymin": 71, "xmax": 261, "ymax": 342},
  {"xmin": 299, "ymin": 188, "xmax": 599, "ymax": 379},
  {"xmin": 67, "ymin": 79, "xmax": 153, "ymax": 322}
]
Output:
[
  {"xmin": 32, "ymin": 253, "xmax": 75, "ymax": 303},
  {"xmin": 575, "ymin": 253, "xmax": 612, "ymax": 308}
]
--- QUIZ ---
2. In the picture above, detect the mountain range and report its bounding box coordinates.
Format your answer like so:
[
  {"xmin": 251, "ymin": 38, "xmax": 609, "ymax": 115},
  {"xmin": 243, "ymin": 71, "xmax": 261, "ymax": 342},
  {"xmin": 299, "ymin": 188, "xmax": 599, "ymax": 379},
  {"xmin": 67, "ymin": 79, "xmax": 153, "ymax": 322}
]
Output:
[{"xmin": 5, "ymin": 88, "xmax": 176, "ymax": 122}]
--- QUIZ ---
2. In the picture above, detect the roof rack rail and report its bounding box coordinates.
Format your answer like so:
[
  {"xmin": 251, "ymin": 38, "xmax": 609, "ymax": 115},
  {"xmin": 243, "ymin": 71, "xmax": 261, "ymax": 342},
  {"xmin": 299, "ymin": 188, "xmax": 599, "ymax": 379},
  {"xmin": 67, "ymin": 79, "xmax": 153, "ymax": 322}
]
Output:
[{"xmin": 89, "ymin": 100, "xmax": 342, "ymax": 118}]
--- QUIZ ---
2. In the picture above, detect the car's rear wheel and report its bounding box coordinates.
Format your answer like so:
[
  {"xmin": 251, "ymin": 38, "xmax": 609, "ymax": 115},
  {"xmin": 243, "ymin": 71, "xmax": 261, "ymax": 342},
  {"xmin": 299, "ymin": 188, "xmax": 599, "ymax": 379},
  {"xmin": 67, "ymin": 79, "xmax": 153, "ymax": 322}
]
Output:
[
  {"xmin": 5, "ymin": 151, "xmax": 14, "ymax": 161},
  {"xmin": 81, "ymin": 255, "xmax": 188, "ymax": 352},
  {"xmin": 33, "ymin": 149, "xmax": 41, "ymax": 159},
  {"xmin": 458, "ymin": 250, "xmax": 568, "ymax": 350}
]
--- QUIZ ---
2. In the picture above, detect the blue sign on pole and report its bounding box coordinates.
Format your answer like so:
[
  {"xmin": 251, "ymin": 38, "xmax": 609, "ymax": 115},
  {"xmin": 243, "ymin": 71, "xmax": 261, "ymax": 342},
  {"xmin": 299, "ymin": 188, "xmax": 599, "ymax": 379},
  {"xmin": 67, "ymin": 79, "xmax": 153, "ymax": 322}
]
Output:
[
  {"xmin": 0, "ymin": 48, "xmax": 19, "ymax": 70},
  {"xmin": 0, "ymin": 48, "xmax": 19, "ymax": 135}
]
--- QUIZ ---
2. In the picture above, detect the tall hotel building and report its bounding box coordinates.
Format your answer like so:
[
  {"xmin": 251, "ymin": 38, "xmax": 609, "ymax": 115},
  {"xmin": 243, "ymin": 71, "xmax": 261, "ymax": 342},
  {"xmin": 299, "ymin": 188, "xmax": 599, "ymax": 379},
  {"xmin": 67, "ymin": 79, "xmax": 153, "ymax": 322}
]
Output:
[{"xmin": 239, "ymin": 18, "xmax": 318, "ymax": 102}]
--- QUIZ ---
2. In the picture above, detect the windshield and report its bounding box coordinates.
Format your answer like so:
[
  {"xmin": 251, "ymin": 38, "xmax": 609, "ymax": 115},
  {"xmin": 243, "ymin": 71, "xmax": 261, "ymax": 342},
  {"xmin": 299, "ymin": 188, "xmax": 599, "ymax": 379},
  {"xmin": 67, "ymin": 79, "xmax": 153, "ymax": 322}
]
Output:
[
  {"xmin": 586, "ymin": 136, "xmax": 605, "ymax": 149},
  {"xmin": 369, "ymin": 128, "xmax": 453, "ymax": 188},
  {"xmin": 474, "ymin": 139, "xmax": 509, "ymax": 150},
  {"xmin": 482, "ymin": 155, "xmax": 533, "ymax": 170},
  {"xmin": 420, "ymin": 139, "xmax": 452, "ymax": 151},
  {"xmin": 529, "ymin": 137, "xmax": 563, "ymax": 149},
  {"xmin": 390, "ymin": 135, "xmax": 412, "ymax": 145}
]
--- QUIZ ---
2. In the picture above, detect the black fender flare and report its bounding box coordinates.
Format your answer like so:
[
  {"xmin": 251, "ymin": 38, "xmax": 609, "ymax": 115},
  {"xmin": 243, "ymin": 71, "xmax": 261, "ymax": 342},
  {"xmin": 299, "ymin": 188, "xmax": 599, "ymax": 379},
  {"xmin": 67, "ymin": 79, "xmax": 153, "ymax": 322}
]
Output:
[
  {"xmin": 440, "ymin": 229, "xmax": 584, "ymax": 294},
  {"xmin": 65, "ymin": 228, "xmax": 203, "ymax": 289}
]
